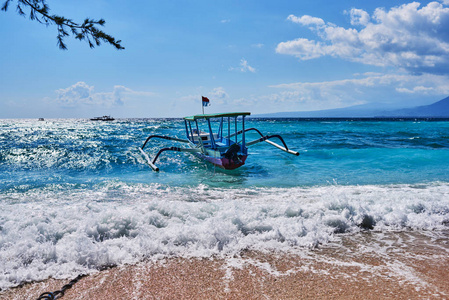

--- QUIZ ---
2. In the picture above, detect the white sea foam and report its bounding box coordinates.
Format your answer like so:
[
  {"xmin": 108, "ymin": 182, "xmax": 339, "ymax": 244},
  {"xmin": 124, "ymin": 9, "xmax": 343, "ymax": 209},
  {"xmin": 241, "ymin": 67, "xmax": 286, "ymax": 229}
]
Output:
[{"xmin": 0, "ymin": 182, "xmax": 448, "ymax": 289}]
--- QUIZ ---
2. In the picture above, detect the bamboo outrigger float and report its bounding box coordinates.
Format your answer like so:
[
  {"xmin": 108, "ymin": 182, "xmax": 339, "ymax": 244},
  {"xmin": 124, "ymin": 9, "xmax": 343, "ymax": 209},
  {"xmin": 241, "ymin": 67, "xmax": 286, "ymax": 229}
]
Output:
[{"xmin": 139, "ymin": 112, "xmax": 299, "ymax": 171}]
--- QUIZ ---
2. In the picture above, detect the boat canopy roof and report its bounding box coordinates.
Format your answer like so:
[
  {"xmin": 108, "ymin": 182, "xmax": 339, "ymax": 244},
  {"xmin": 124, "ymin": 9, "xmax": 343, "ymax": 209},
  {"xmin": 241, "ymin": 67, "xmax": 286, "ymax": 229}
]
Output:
[{"xmin": 184, "ymin": 112, "xmax": 251, "ymax": 121}]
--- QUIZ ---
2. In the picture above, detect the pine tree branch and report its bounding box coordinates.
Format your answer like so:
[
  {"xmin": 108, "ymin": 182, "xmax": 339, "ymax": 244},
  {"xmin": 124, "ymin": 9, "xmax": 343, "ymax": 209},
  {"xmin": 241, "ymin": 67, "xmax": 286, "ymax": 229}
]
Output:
[{"xmin": 2, "ymin": 0, "xmax": 124, "ymax": 50}]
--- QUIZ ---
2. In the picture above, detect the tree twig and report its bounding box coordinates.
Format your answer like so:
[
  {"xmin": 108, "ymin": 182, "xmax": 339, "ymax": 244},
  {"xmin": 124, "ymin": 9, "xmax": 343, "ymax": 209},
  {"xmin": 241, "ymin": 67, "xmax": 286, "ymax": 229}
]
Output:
[{"xmin": 2, "ymin": 0, "xmax": 124, "ymax": 50}]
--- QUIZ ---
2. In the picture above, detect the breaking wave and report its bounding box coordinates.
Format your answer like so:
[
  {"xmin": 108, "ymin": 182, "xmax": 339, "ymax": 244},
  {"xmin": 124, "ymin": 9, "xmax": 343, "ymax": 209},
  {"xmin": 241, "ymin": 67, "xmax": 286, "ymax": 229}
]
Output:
[{"xmin": 1, "ymin": 182, "xmax": 448, "ymax": 289}]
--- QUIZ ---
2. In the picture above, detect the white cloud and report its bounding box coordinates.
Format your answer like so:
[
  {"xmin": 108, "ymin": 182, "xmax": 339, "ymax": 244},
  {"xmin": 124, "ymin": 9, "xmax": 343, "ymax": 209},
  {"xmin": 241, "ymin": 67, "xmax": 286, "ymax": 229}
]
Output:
[
  {"xmin": 287, "ymin": 14, "xmax": 325, "ymax": 27},
  {"xmin": 271, "ymin": 72, "xmax": 449, "ymax": 94},
  {"xmin": 210, "ymin": 87, "xmax": 228, "ymax": 100},
  {"xmin": 278, "ymin": 2, "xmax": 449, "ymax": 74},
  {"xmin": 191, "ymin": 87, "xmax": 230, "ymax": 106},
  {"xmin": 229, "ymin": 58, "xmax": 256, "ymax": 73},
  {"xmin": 54, "ymin": 82, "xmax": 153, "ymax": 107},
  {"xmin": 240, "ymin": 59, "xmax": 256, "ymax": 73},
  {"xmin": 55, "ymin": 82, "xmax": 94, "ymax": 106},
  {"xmin": 266, "ymin": 72, "xmax": 449, "ymax": 110},
  {"xmin": 163, "ymin": 73, "xmax": 449, "ymax": 116},
  {"xmin": 219, "ymin": 73, "xmax": 449, "ymax": 114},
  {"xmin": 276, "ymin": 38, "xmax": 327, "ymax": 60},
  {"xmin": 347, "ymin": 8, "xmax": 370, "ymax": 26}
]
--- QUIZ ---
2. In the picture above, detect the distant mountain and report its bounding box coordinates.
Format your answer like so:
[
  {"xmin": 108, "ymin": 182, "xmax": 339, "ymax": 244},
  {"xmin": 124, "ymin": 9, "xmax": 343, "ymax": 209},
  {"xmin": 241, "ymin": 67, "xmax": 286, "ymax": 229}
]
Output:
[
  {"xmin": 254, "ymin": 96, "xmax": 449, "ymax": 118},
  {"xmin": 379, "ymin": 96, "xmax": 449, "ymax": 117}
]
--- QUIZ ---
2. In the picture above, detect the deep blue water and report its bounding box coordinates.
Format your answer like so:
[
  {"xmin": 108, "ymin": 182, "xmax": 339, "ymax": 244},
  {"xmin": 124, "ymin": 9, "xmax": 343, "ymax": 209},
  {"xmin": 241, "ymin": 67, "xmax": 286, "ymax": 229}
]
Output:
[
  {"xmin": 1, "ymin": 118, "xmax": 448, "ymax": 188},
  {"xmin": 0, "ymin": 118, "xmax": 448, "ymax": 289}
]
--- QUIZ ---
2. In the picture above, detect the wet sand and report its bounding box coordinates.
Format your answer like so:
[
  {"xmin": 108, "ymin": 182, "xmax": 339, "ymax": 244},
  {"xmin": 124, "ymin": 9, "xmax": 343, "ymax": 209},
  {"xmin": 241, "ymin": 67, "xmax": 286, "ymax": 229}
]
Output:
[{"xmin": 3, "ymin": 230, "xmax": 448, "ymax": 299}]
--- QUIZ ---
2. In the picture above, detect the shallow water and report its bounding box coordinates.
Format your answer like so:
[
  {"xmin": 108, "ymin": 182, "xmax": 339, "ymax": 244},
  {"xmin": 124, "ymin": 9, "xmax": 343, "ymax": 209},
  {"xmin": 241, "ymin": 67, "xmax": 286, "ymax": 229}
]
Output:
[{"xmin": 0, "ymin": 118, "xmax": 448, "ymax": 289}]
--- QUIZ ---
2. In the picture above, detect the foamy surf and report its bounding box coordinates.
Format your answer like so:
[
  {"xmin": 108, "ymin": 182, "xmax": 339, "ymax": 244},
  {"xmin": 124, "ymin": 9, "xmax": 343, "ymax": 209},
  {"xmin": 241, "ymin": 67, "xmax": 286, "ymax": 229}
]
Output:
[{"xmin": 1, "ymin": 182, "xmax": 448, "ymax": 290}]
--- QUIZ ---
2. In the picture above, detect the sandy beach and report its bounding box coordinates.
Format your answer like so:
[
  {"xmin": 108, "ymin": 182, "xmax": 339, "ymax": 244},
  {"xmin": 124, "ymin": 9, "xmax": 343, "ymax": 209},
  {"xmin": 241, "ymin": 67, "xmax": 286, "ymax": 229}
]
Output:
[{"xmin": 3, "ymin": 230, "xmax": 448, "ymax": 299}]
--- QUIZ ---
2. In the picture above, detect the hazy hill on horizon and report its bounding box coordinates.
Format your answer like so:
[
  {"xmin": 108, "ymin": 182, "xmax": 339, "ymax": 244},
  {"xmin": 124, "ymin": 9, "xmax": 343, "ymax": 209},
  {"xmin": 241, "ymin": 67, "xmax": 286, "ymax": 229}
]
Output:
[{"xmin": 254, "ymin": 96, "xmax": 449, "ymax": 118}]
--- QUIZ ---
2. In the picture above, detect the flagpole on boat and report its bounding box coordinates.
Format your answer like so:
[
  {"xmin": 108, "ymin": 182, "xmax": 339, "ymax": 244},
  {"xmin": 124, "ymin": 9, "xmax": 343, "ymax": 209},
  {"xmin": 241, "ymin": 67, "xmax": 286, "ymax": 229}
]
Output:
[{"xmin": 201, "ymin": 96, "xmax": 210, "ymax": 115}]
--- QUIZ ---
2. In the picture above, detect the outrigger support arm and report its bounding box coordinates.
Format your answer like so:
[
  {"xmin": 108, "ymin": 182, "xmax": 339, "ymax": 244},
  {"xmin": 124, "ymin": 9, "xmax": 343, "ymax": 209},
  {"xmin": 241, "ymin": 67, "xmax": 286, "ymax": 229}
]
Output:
[
  {"xmin": 139, "ymin": 146, "xmax": 202, "ymax": 172},
  {"xmin": 140, "ymin": 135, "xmax": 194, "ymax": 171},
  {"xmin": 225, "ymin": 127, "xmax": 264, "ymax": 139},
  {"xmin": 228, "ymin": 127, "xmax": 299, "ymax": 156},
  {"xmin": 139, "ymin": 147, "xmax": 160, "ymax": 171},
  {"xmin": 246, "ymin": 135, "xmax": 299, "ymax": 156},
  {"xmin": 139, "ymin": 135, "xmax": 201, "ymax": 171},
  {"xmin": 141, "ymin": 135, "xmax": 190, "ymax": 150},
  {"xmin": 152, "ymin": 147, "xmax": 202, "ymax": 164}
]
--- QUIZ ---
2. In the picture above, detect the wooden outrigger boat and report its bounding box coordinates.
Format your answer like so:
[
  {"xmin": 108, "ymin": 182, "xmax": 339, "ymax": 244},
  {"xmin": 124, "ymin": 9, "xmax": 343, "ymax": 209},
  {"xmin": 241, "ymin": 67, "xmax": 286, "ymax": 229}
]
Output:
[{"xmin": 139, "ymin": 112, "xmax": 299, "ymax": 171}]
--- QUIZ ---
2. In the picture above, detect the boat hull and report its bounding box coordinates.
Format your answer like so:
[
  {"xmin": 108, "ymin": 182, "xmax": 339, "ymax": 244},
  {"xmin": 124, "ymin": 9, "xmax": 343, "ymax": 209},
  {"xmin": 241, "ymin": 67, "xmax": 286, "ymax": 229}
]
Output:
[{"xmin": 196, "ymin": 153, "xmax": 247, "ymax": 170}]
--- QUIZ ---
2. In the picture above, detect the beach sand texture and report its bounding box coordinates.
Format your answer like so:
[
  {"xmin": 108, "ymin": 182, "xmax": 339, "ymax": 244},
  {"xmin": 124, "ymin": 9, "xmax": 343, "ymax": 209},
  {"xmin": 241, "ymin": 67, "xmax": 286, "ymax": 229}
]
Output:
[{"xmin": 3, "ymin": 231, "xmax": 448, "ymax": 299}]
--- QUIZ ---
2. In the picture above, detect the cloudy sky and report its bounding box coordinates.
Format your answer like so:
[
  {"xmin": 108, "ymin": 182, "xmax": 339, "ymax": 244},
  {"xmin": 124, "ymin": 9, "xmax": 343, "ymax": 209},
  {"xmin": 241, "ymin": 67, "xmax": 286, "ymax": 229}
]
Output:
[{"xmin": 2, "ymin": 0, "xmax": 449, "ymax": 118}]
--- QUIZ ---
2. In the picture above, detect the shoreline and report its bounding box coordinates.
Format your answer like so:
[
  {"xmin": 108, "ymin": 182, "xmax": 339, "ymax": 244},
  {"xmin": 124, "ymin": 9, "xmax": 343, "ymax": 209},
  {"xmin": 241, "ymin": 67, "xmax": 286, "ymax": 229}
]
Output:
[{"xmin": 3, "ymin": 230, "xmax": 448, "ymax": 299}]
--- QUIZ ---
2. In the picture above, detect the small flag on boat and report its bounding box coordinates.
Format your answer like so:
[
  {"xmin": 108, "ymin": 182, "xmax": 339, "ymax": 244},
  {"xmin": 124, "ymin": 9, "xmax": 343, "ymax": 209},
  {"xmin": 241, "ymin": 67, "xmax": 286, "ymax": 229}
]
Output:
[{"xmin": 202, "ymin": 96, "xmax": 210, "ymax": 107}]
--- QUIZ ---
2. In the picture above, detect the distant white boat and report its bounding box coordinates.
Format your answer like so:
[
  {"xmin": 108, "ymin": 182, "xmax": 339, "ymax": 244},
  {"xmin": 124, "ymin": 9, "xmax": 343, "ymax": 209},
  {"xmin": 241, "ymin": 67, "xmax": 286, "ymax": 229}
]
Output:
[{"xmin": 90, "ymin": 115, "xmax": 115, "ymax": 121}]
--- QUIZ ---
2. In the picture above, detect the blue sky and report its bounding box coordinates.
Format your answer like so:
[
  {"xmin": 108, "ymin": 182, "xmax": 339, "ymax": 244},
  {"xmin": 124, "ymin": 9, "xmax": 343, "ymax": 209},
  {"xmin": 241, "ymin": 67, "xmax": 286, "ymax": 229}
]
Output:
[{"xmin": 1, "ymin": 0, "xmax": 449, "ymax": 118}]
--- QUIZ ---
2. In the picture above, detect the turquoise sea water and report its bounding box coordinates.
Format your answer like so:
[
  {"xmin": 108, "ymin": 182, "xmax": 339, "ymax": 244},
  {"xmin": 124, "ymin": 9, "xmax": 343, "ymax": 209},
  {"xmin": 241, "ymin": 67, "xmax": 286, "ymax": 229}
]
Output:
[{"xmin": 1, "ymin": 118, "xmax": 448, "ymax": 289}]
